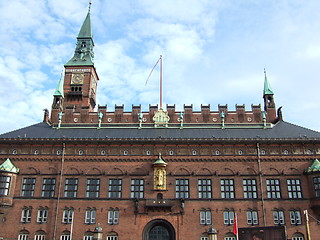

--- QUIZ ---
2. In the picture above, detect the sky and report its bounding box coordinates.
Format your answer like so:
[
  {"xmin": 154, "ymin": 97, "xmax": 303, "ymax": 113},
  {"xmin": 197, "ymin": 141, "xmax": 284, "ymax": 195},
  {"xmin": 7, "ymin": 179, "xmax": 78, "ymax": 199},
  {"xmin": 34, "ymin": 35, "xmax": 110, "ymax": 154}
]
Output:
[{"xmin": 0, "ymin": 0, "xmax": 320, "ymax": 134}]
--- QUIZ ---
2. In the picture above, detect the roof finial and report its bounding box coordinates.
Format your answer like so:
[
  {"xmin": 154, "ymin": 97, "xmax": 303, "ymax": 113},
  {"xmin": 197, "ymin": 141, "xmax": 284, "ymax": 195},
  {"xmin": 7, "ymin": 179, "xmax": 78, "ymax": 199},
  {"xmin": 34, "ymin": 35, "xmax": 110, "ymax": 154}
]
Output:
[{"xmin": 88, "ymin": 1, "xmax": 92, "ymax": 13}]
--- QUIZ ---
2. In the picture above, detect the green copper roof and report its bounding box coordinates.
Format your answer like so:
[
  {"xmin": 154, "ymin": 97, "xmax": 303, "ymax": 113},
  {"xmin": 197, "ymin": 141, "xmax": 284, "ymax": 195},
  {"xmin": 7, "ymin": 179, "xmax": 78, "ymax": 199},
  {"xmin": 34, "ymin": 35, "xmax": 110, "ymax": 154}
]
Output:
[
  {"xmin": 305, "ymin": 159, "xmax": 320, "ymax": 173},
  {"xmin": 78, "ymin": 11, "xmax": 92, "ymax": 38},
  {"xmin": 53, "ymin": 71, "xmax": 64, "ymax": 97},
  {"xmin": 65, "ymin": 6, "xmax": 94, "ymax": 67},
  {"xmin": 0, "ymin": 158, "xmax": 19, "ymax": 173},
  {"xmin": 263, "ymin": 69, "xmax": 274, "ymax": 95},
  {"xmin": 153, "ymin": 154, "xmax": 167, "ymax": 166}
]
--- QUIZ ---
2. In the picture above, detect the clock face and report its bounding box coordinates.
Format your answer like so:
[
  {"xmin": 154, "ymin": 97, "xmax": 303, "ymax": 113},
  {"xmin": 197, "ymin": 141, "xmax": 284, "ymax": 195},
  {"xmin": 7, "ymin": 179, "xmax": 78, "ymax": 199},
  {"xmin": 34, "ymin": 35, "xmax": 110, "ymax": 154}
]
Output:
[{"xmin": 71, "ymin": 73, "xmax": 84, "ymax": 85}]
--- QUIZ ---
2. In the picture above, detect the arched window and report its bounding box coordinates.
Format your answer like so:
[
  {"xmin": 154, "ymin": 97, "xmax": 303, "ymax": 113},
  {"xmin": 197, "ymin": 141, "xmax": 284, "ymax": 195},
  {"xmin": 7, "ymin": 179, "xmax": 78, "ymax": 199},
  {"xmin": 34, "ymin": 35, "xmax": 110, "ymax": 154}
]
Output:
[
  {"xmin": 83, "ymin": 231, "xmax": 94, "ymax": 240},
  {"xmin": 60, "ymin": 230, "xmax": 71, "ymax": 240},
  {"xmin": 224, "ymin": 232, "xmax": 236, "ymax": 240},
  {"xmin": 292, "ymin": 232, "xmax": 304, "ymax": 240},
  {"xmin": 34, "ymin": 230, "xmax": 46, "ymax": 240},
  {"xmin": 18, "ymin": 230, "xmax": 30, "ymax": 240},
  {"xmin": 106, "ymin": 231, "xmax": 118, "ymax": 240}
]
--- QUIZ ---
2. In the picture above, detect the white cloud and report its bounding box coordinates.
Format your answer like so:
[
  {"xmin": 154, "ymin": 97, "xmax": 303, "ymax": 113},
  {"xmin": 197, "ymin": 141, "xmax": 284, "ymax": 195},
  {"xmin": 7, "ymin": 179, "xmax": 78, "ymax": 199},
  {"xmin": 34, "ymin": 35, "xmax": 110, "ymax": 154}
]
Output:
[{"xmin": 1, "ymin": 0, "xmax": 320, "ymax": 134}]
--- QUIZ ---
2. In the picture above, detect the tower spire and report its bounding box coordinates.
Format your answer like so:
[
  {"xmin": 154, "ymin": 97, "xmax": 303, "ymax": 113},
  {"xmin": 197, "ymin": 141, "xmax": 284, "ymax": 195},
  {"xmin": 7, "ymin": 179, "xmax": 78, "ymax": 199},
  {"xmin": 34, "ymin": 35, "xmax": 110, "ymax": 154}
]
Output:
[
  {"xmin": 53, "ymin": 71, "xmax": 64, "ymax": 98},
  {"xmin": 65, "ymin": 3, "xmax": 94, "ymax": 66},
  {"xmin": 263, "ymin": 68, "xmax": 274, "ymax": 96},
  {"xmin": 262, "ymin": 68, "xmax": 276, "ymax": 113}
]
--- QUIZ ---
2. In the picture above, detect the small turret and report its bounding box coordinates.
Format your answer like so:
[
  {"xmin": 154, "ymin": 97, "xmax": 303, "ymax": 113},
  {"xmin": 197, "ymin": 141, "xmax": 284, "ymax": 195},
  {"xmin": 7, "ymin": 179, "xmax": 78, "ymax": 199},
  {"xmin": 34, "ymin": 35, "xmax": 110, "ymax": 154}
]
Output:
[
  {"xmin": 263, "ymin": 69, "xmax": 275, "ymax": 111},
  {"xmin": 52, "ymin": 71, "xmax": 64, "ymax": 111},
  {"xmin": 262, "ymin": 69, "xmax": 277, "ymax": 122}
]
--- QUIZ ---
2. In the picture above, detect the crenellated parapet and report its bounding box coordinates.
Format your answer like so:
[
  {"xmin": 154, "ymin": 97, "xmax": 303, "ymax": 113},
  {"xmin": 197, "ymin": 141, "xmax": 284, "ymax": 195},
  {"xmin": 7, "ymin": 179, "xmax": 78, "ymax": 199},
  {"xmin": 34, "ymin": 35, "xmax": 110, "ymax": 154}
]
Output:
[{"xmin": 48, "ymin": 103, "xmax": 279, "ymax": 127}]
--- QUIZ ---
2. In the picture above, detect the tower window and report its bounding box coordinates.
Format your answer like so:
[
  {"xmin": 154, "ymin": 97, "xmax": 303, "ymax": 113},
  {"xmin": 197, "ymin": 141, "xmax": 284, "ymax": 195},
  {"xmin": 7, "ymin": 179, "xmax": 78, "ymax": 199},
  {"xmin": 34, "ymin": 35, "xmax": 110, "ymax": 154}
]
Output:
[{"xmin": 0, "ymin": 176, "xmax": 11, "ymax": 196}]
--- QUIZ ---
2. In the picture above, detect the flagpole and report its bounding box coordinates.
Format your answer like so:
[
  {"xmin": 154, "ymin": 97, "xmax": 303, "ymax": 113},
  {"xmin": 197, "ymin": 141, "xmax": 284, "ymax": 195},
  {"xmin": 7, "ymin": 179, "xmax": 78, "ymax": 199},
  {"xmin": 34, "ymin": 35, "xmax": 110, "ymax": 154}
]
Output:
[
  {"xmin": 233, "ymin": 213, "xmax": 239, "ymax": 240},
  {"xmin": 159, "ymin": 55, "xmax": 163, "ymax": 109}
]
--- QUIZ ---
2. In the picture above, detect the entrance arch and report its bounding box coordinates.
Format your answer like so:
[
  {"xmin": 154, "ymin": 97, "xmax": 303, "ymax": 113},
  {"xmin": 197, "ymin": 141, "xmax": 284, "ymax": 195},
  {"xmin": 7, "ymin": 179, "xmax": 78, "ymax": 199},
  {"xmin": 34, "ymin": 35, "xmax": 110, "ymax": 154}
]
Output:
[{"xmin": 143, "ymin": 219, "xmax": 176, "ymax": 240}]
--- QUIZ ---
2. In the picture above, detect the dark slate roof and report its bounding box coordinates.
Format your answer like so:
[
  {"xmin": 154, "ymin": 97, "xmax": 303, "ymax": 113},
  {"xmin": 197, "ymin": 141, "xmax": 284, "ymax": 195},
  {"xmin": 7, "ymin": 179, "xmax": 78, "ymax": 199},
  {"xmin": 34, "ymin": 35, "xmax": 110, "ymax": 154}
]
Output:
[{"xmin": 0, "ymin": 121, "xmax": 320, "ymax": 141}]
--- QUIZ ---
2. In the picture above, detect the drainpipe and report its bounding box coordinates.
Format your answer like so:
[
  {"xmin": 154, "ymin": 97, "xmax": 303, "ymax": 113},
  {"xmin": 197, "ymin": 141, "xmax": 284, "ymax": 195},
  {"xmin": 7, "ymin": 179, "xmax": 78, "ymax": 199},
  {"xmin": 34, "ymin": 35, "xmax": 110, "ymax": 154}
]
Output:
[
  {"xmin": 53, "ymin": 143, "xmax": 66, "ymax": 240},
  {"xmin": 256, "ymin": 143, "xmax": 266, "ymax": 226}
]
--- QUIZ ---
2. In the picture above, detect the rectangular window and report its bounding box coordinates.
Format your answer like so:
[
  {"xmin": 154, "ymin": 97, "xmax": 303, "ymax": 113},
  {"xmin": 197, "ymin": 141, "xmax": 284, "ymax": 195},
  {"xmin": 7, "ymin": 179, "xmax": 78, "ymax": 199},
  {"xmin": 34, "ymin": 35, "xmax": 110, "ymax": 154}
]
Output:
[
  {"xmin": 247, "ymin": 210, "xmax": 258, "ymax": 225},
  {"xmin": 21, "ymin": 208, "xmax": 32, "ymax": 223},
  {"xmin": 220, "ymin": 179, "xmax": 235, "ymax": 199},
  {"xmin": 290, "ymin": 210, "xmax": 302, "ymax": 225},
  {"xmin": 223, "ymin": 210, "xmax": 234, "ymax": 225},
  {"xmin": 287, "ymin": 179, "xmax": 302, "ymax": 199},
  {"xmin": 200, "ymin": 237, "xmax": 209, "ymax": 240},
  {"xmin": 313, "ymin": 177, "xmax": 320, "ymax": 197},
  {"xmin": 108, "ymin": 179, "xmax": 122, "ymax": 198},
  {"xmin": 273, "ymin": 210, "xmax": 285, "ymax": 225},
  {"xmin": 243, "ymin": 179, "xmax": 257, "ymax": 199},
  {"xmin": 21, "ymin": 178, "xmax": 36, "ymax": 197},
  {"xmin": 200, "ymin": 210, "xmax": 211, "ymax": 225},
  {"xmin": 62, "ymin": 209, "xmax": 74, "ymax": 224},
  {"xmin": 41, "ymin": 178, "xmax": 56, "ymax": 198},
  {"xmin": 107, "ymin": 209, "xmax": 119, "ymax": 225},
  {"xmin": 85, "ymin": 209, "xmax": 96, "ymax": 224},
  {"xmin": 130, "ymin": 179, "xmax": 144, "ymax": 199},
  {"xmin": 198, "ymin": 179, "xmax": 212, "ymax": 199},
  {"xmin": 37, "ymin": 208, "xmax": 48, "ymax": 223},
  {"xmin": 0, "ymin": 175, "xmax": 11, "ymax": 196},
  {"xmin": 64, "ymin": 178, "xmax": 78, "ymax": 198},
  {"xmin": 86, "ymin": 178, "xmax": 100, "ymax": 198},
  {"xmin": 266, "ymin": 179, "xmax": 281, "ymax": 199},
  {"xmin": 175, "ymin": 179, "xmax": 189, "ymax": 199}
]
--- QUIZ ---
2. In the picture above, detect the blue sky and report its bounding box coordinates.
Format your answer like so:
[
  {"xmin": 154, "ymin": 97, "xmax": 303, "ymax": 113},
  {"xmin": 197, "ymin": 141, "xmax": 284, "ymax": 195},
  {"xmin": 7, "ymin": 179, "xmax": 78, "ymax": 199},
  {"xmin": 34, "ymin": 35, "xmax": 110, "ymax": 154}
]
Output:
[{"xmin": 0, "ymin": 0, "xmax": 320, "ymax": 134}]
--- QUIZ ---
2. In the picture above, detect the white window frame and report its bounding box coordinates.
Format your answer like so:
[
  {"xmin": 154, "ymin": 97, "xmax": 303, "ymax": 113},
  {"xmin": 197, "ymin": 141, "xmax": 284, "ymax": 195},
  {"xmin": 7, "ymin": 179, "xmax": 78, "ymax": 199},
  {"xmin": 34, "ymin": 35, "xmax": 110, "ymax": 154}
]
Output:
[
  {"xmin": 223, "ymin": 210, "xmax": 234, "ymax": 225},
  {"xmin": 37, "ymin": 208, "xmax": 48, "ymax": 223},
  {"xmin": 200, "ymin": 210, "xmax": 211, "ymax": 225},
  {"xmin": 85, "ymin": 209, "xmax": 96, "ymax": 224},
  {"xmin": 18, "ymin": 234, "xmax": 30, "ymax": 240},
  {"xmin": 21, "ymin": 208, "xmax": 32, "ymax": 223},
  {"xmin": 83, "ymin": 234, "xmax": 93, "ymax": 240},
  {"xmin": 108, "ymin": 210, "xmax": 119, "ymax": 225},
  {"xmin": 60, "ymin": 234, "xmax": 71, "ymax": 240},
  {"xmin": 62, "ymin": 209, "xmax": 74, "ymax": 224},
  {"xmin": 34, "ymin": 234, "xmax": 46, "ymax": 240},
  {"xmin": 273, "ymin": 210, "xmax": 285, "ymax": 225},
  {"xmin": 290, "ymin": 210, "xmax": 302, "ymax": 225},
  {"xmin": 247, "ymin": 210, "xmax": 258, "ymax": 225},
  {"xmin": 106, "ymin": 236, "xmax": 118, "ymax": 240}
]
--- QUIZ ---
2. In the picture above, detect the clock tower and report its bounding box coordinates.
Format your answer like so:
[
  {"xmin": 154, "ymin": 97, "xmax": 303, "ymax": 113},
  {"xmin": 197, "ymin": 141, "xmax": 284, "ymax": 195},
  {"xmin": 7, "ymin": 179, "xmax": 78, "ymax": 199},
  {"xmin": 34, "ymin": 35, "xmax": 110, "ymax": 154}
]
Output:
[{"xmin": 51, "ymin": 3, "xmax": 99, "ymax": 122}]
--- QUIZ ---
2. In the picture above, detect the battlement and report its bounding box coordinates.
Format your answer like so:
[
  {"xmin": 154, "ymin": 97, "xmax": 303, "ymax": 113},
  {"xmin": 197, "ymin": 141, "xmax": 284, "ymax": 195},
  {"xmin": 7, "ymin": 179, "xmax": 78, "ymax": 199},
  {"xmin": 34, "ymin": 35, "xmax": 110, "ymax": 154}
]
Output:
[{"xmin": 49, "ymin": 103, "xmax": 278, "ymax": 125}]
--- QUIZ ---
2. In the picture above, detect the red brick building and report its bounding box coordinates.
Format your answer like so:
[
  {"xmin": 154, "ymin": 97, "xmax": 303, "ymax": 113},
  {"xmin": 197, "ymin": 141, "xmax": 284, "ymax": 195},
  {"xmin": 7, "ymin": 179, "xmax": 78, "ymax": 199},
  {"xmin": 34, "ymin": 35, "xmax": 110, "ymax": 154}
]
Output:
[{"xmin": 1, "ymin": 7, "xmax": 320, "ymax": 240}]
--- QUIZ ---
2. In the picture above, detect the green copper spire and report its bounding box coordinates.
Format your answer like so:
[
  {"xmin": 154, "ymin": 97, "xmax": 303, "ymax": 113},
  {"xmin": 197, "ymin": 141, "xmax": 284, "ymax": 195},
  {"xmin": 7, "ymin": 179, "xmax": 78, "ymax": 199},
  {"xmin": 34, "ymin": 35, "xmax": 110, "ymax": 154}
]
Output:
[
  {"xmin": 65, "ymin": 2, "xmax": 94, "ymax": 66},
  {"xmin": 0, "ymin": 158, "xmax": 19, "ymax": 173},
  {"xmin": 78, "ymin": 3, "xmax": 92, "ymax": 38},
  {"xmin": 263, "ymin": 69, "xmax": 274, "ymax": 95},
  {"xmin": 53, "ymin": 71, "xmax": 64, "ymax": 98},
  {"xmin": 305, "ymin": 159, "xmax": 320, "ymax": 173}
]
